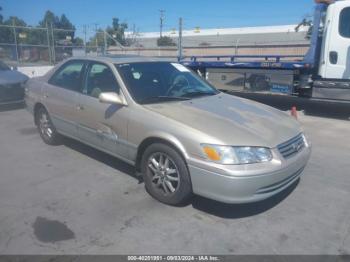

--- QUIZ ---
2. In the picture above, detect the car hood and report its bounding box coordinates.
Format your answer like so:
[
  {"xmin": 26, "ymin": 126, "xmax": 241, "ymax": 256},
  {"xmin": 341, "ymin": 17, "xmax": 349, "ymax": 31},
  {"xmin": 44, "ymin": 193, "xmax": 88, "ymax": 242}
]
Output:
[
  {"xmin": 144, "ymin": 93, "xmax": 302, "ymax": 148},
  {"xmin": 0, "ymin": 70, "xmax": 29, "ymax": 85}
]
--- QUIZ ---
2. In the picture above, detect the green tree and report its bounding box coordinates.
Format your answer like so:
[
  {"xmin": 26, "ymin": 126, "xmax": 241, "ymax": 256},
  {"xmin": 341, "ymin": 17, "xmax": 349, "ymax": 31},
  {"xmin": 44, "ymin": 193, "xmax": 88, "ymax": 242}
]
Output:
[
  {"xmin": 39, "ymin": 10, "xmax": 60, "ymax": 28},
  {"xmin": 0, "ymin": 16, "xmax": 27, "ymax": 44},
  {"xmin": 4, "ymin": 16, "xmax": 47, "ymax": 46},
  {"xmin": 58, "ymin": 14, "xmax": 75, "ymax": 42},
  {"xmin": 59, "ymin": 14, "xmax": 74, "ymax": 30},
  {"xmin": 73, "ymin": 37, "xmax": 84, "ymax": 47},
  {"xmin": 39, "ymin": 11, "xmax": 76, "ymax": 45},
  {"xmin": 157, "ymin": 36, "xmax": 176, "ymax": 47},
  {"xmin": 106, "ymin": 18, "xmax": 128, "ymax": 46},
  {"xmin": 0, "ymin": 8, "xmax": 79, "ymax": 62},
  {"xmin": 88, "ymin": 28, "xmax": 105, "ymax": 48},
  {"xmin": 4, "ymin": 16, "xmax": 26, "ymax": 27}
]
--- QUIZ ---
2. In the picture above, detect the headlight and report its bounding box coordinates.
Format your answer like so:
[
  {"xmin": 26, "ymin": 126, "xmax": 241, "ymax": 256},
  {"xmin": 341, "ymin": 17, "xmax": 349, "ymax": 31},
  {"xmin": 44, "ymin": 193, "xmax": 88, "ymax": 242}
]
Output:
[
  {"xmin": 201, "ymin": 144, "xmax": 272, "ymax": 165},
  {"xmin": 302, "ymin": 133, "xmax": 309, "ymax": 147}
]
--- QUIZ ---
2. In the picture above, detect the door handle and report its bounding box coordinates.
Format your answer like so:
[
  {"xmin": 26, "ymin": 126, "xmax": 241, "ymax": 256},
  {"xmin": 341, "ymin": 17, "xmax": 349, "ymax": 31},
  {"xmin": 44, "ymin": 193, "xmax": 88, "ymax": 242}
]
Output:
[
  {"xmin": 329, "ymin": 51, "xmax": 338, "ymax": 65},
  {"xmin": 97, "ymin": 129, "xmax": 107, "ymax": 139}
]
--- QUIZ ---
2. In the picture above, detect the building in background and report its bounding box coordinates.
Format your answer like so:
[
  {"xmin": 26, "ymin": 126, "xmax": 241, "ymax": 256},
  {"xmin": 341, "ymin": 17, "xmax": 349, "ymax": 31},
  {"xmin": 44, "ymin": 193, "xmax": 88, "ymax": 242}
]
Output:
[{"xmin": 110, "ymin": 24, "xmax": 310, "ymax": 58}]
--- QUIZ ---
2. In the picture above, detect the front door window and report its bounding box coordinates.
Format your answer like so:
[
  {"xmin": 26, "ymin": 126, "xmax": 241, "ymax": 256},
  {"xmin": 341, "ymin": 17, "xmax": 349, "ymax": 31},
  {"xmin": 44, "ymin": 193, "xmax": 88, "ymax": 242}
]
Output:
[
  {"xmin": 84, "ymin": 63, "xmax": 120, "ymax": 98},
  {"xmin": 339, "ymin": 7, "xmax": 350, "ymax": 38}
]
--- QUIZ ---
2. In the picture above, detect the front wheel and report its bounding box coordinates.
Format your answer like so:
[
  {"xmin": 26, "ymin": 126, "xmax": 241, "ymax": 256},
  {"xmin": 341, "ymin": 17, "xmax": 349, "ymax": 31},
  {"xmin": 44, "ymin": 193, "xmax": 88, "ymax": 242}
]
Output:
[
  {"xmin": 141, "ymin": 143, "xmax": 192, "ymax": 205},
  {"xmin": 36, "ymin": 107, "xmax": 61, "ymax": 145}
]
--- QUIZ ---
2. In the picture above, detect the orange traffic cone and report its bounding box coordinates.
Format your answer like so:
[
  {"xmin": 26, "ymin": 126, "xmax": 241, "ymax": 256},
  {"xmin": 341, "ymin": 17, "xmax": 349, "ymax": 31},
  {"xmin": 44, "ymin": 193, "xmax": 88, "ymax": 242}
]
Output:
[{"xmin": 291, "ymin": 106, "xmax": 298, "ymax": 119}]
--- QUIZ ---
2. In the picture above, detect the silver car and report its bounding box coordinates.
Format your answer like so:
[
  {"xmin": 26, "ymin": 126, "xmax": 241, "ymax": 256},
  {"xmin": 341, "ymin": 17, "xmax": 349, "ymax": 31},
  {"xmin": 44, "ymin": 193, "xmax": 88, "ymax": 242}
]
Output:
[{"xmin": 25, "ymin": 56, "xmax": 311, "ymax": 205}]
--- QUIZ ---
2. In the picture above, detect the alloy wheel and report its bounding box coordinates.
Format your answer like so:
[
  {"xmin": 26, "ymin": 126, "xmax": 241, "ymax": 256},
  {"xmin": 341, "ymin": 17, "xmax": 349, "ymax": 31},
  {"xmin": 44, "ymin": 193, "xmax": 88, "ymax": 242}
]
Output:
[
  {"xmin": 39, "ymin": 111, "xmax": 53, "ymax": 140},
  {"xmin": 147, "ymin": 152, "xmax": 180, "ymax": 195}
]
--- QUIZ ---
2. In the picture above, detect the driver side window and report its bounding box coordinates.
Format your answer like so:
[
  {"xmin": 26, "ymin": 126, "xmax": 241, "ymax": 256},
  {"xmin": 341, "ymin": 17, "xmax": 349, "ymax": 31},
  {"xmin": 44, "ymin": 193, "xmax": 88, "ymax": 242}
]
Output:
[{"xmin": 85, "ymin": 63, "xmax": 120, "ymax": 98}]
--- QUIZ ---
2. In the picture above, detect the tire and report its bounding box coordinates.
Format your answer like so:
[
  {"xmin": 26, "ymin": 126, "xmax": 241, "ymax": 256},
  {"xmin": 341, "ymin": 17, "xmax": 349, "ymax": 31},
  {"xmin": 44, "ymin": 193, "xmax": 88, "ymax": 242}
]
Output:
[
  {"xmin": 141, "ymin": 143, "xmax": 192, "ymax": 205},
  {"xmin": 35, "ymin": 107, "xmax": 61, "ymax": 145},
  {"xmin": 299, "ymin": 88, "xmax": 312, "ymax": 98}
]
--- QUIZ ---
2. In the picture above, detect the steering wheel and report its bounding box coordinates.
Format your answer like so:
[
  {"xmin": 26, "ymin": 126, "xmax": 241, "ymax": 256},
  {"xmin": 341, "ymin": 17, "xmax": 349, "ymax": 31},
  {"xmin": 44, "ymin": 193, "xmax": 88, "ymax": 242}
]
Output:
[{"xmin": 166, "ymin": 74, "xmax": 190, "ymax": 96}]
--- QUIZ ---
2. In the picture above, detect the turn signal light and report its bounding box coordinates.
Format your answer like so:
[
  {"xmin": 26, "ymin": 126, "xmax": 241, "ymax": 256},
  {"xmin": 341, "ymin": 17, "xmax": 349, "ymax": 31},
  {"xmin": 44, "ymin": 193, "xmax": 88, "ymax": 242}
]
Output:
[{"xmin": 203, "ymin": 146, "xmax": 221, "ymax": 161}]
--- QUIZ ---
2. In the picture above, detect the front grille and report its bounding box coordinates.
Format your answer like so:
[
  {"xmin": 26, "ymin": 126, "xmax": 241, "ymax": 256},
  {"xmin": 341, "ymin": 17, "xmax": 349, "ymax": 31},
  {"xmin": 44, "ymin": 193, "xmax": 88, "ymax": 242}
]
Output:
[
  {"xmin": 0, "ymin": 83, "xmax": 24, "ymax": 102},
  {"xmin": 277, "ymin": 133, "xmax": 305, "ymax": 159}
]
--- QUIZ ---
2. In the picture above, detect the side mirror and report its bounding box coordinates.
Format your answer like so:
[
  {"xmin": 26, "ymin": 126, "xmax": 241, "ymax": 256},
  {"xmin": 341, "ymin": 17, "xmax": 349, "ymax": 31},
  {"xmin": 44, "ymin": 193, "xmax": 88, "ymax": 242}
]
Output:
[{"xmin": 99, "ymin": 92, "xmax": 127, "ymax": 106}]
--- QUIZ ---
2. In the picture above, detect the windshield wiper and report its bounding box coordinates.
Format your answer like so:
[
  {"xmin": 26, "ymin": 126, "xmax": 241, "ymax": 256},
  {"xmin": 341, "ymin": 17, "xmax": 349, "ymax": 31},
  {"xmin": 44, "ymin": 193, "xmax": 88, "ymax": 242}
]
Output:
[
  {"xmin": 181, "ymin": 91, "xmax": 217, "ymax": 98},
  {"xmin": 139, "ymin": 96, "xmax": 191, "ymax": 104}
]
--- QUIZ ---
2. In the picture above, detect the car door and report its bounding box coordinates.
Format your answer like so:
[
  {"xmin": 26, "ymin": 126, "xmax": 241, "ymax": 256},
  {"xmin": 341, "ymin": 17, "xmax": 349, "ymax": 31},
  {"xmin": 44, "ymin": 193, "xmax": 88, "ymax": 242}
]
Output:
[
  {"xmin": 321, "ymin": 1, "xmax": 350, "ymax": 79},
  {"xmin": 76, "ymin": 61, "xmax": 130, "ymax": 160},
  {"xmin": 44, "ymin": 60, "xmax": 86, "ymax": 138}
]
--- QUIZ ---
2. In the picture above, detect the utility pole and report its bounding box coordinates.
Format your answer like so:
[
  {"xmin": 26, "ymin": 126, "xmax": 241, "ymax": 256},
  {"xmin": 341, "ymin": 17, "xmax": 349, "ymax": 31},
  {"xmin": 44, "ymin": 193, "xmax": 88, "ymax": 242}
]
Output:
[
  {"xmin": 94, "ymin": 23, "xmax": 99, "ymax": 50},
  {"xmin": 46, "ymin": 22, "xmax": 52, "ymax": 64},
  {"xmin": 104, "ymin": 30, "xmax": 107, "ymax": 55},
  {"xmin": 83, "ymin": 24, "xmax": 87, "ymax": 54},
  {"xmin": 235, "ymin": 38, "xmax": 240, "ymax": 56},
  {"xmin": 159, "ymin": 9, "xmax": 165, "ymax": 38},
  {"xmin": 50, "ymin": 22, "xmax": 56, "ymax": 63},
  {"xmin": 12, "ymin": 19, "xmax": 19, "ymax": 63},
  {"xmin": 178, "ymin": 17, "xmax": 183, "ymax": 60}
]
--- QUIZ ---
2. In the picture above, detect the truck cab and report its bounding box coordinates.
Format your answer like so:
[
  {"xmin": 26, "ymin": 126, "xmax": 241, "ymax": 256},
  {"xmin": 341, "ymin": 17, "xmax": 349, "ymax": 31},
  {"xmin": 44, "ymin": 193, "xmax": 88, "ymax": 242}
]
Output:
[{"xmin": 318, "ymin": 0, "xmax": 350, "ymax": 80}]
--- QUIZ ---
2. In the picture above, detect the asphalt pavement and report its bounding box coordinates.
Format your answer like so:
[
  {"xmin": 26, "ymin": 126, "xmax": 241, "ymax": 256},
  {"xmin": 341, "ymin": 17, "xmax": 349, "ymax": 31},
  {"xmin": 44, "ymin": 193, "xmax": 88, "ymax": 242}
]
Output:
[{"xmin": 0, "ymin": 104, "xmax": 349, "ymax": 255}]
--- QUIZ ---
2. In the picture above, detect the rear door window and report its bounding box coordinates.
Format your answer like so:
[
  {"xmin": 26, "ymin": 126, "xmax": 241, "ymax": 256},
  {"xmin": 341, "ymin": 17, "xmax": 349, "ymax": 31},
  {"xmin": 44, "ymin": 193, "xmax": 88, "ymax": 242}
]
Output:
[
  {"xmin": 339, "ymin": 7, "xmax": 350, "ymax": 38},
  {"xmin": 49, "ymin": 61, "xmax": 85, "ymax": 91}
]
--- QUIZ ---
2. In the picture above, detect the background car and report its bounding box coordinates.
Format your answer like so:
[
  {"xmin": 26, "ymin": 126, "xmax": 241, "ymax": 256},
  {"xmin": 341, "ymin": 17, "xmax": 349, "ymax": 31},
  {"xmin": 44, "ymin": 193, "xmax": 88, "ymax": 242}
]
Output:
[{"xmin": 0, "ymin": 61, "xmax": 29, "ymax": 105}]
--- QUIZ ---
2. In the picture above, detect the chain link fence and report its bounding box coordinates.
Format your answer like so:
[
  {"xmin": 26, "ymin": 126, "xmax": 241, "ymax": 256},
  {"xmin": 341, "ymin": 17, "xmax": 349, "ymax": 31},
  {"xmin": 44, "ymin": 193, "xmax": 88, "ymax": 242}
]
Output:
[
  {"xmin": 0, "ymin": 24, "xmax": 83, "ymax": 66},
  {"xmin": 0, "ymin": 24, "xmax": 116, "ymax": 66},
  {"xmin": 0, "ymin": 23, "xmax": 311, "ymax": 67}
]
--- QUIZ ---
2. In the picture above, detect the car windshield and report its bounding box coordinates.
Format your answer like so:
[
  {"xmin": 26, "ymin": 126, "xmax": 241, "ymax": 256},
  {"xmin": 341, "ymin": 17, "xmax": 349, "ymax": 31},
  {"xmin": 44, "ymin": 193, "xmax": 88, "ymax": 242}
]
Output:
[
  {"xmin": 115, "ymin": 62, "xmax": 219, "ymax": 104},
  {"xmin": 0, "ymin": 61, "xmax": 10, "ymax": 71}
]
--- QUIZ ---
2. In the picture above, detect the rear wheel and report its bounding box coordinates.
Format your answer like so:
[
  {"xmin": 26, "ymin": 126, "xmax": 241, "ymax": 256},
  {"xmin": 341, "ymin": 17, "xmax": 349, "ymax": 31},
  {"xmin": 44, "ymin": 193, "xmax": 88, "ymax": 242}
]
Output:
[
  {"xmin": 36, "ymin": 107, "xmax": 61, "ymax": 145},
  {"xmin": 141, "ymin": 143, "xmax": 192, "ymax": 205}
]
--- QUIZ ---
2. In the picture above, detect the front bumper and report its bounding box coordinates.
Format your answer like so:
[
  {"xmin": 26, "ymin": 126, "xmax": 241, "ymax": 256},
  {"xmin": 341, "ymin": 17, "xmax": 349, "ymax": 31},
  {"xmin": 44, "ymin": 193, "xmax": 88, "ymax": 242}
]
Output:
[
  {"xmin": 187, "ymin": 144, "xmax": 311, "ymax": 204},
  {"xmin": 0, "ymin": 99, "xmax": 24, "ymax": 106},
  {"xmin": 0, "ymin": 84, "xmax": 25, "ymax": 105}
]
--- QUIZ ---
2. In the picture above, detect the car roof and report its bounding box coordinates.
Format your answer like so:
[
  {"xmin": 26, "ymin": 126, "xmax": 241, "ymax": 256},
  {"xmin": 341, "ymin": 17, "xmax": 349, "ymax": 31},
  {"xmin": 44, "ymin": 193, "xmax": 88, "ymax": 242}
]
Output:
[{"xmin": 66, "ymin": 55, "xmax": 177, "ymax": 64}]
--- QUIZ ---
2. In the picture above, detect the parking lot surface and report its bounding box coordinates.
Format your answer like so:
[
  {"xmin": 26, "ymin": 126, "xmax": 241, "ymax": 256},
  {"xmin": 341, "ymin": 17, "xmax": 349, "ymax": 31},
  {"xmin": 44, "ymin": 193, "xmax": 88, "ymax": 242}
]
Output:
[{"xmin": 0, "ymin": 106, "xmax": 350, "ymax": 255}]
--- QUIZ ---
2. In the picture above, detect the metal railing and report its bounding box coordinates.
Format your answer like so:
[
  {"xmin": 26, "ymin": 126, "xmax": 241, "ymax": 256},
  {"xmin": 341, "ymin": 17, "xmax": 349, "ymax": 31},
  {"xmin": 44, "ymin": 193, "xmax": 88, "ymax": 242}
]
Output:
[{"xmin": 0, "ymin": 24, "xmax": 125, "ymax": 66}]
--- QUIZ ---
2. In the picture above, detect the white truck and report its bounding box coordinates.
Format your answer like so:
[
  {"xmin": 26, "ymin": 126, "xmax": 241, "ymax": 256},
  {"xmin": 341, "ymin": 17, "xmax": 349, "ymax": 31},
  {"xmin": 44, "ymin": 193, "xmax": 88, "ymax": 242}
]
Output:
[{"xmin": 182, "ymin": 0, "xmax": 350, "ymax": 102}]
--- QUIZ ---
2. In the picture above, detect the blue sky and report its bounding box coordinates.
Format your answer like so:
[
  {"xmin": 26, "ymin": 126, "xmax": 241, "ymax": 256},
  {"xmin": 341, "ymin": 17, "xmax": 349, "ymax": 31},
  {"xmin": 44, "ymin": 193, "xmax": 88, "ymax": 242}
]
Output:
[{"xmin": 2, "ymin": 0, "xmax": 315, "ymax": 35}]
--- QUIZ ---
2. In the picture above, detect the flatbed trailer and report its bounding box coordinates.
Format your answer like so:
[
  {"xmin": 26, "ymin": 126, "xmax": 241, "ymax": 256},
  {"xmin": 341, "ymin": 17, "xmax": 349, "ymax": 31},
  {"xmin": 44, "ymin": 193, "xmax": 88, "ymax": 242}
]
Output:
[{"xmin": 180, "ymin": 0, "xmax": 350, "ymax": 102}]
